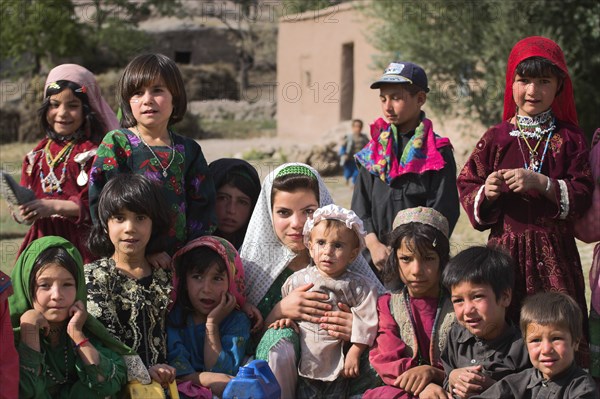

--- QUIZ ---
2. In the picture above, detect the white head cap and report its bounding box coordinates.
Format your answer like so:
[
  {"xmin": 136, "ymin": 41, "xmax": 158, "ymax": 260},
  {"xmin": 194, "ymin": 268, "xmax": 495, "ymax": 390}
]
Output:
[{"xmin": 303, "ymin": 204, "xmax": 366, "ymax": 251}]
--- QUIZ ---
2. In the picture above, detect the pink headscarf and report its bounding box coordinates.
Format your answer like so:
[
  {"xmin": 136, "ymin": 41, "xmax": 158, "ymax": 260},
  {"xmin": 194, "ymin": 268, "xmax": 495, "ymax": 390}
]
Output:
[
  {"xmin": 45, "ymin": 64, "xmax": 119, "ymax": 133},
  {"xmin": 171, "ymin": 236, "xmax": 246, "ymax": 309},
  {"xmin": 503, "ymin": 36, "xmax": 578, "ymax": 126}
]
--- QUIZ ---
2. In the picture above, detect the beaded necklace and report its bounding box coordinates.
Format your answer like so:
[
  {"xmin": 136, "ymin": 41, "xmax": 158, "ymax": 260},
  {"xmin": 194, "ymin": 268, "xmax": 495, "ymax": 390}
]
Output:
[
  {"xmin": 46, "ymin": 338, "xmax": 73, "ymax": 385},
  {"xmin": 515, "ymin": 111, "xmax": 555, "ymax": 173},
  {"xmin": 134, "ymin": 126, "xmax": 175, "ymax": 178},
  {"xmin": 40, "ymin": 140, "xmax": 75, "ymax": 194}
]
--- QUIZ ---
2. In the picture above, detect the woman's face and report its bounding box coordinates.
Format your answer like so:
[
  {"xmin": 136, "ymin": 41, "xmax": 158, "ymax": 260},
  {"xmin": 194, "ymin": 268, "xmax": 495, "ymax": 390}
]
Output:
[
  {"xmin": 32, "ymin": 263, "xmax": 77, "ymax": 324},
  {"xmin": 46, "ymin": 88, "xmax": 84, "ymax": 137},
  {"xmin": 272, "ymin": 188, "xmax": 318, "ymax": 253}
]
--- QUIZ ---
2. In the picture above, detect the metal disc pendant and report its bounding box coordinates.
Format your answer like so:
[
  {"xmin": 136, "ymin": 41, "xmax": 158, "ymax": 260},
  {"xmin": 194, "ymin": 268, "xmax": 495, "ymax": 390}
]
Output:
[
  {"xmin": 77, "ymin": 169, "xmax": 88, "ymax": 186},
  {"xmin": 162, "ymin": 170, "xmax": 168, "ymax": 178}
]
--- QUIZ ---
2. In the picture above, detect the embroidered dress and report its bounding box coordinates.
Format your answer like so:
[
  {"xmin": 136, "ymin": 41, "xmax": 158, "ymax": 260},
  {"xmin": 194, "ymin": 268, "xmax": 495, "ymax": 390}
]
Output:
[
  {"xmin": 364, "ymin": 290, "xmax": 455, "ymax": 399},
  {"xmin": 89, "ymin": 128, "xmax": 216, "ymax": 255},
  {"xmin": 17, "ymin": 64, "xmax": 119, "ymax": 264},
  {"xmin": 85, "ymin": 257, "xmax": 172, "ymax": 367},
  {"xmin": 352, "ymin": 115, "xmax": 460, "ymax": 246}
]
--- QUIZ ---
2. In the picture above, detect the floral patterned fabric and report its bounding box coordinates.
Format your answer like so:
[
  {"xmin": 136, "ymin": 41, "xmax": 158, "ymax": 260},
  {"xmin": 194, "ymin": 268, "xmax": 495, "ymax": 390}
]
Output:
[
  {"xmin": 89, "ymin": 129, "xmax": 216, "ymax": 255},
  {"xmin": 354, "ymin": 116, "xmax": 451, "ymax": 184},
  {"xmin": 84, "ymin": 257, "xmax": 172, "ymax": 367},
  {"xmin": 457, "ymin": 120, "xmax": 593, "ymax": 342}
]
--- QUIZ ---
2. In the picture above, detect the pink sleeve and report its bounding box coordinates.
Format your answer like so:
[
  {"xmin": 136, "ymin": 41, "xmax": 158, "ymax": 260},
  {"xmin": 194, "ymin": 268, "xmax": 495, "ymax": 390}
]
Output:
[
  {"xmin": 0, "ymin": 296, "xmax": 18, "ymax": 399},
  {"xmin": 369, "ymin": 294, "xmax": 417, "ymax": 386}
]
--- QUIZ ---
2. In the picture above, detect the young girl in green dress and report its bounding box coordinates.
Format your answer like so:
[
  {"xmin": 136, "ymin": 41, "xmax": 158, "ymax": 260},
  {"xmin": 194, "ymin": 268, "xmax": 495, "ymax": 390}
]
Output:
[{"xmin": 10, "ymin": 236, "xmax": 130, "ymax": 398}]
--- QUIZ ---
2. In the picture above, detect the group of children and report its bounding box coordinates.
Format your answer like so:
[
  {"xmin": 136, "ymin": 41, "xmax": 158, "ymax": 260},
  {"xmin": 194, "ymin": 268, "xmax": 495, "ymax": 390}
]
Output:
[{"xmin": 0, "ymin": 34, "xmax": 598, "ymax": 398}]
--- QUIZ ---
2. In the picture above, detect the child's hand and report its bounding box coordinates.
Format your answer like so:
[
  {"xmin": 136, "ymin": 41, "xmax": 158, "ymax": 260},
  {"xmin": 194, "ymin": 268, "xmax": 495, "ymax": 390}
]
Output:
[
  {"xmin": 67, "ymin": 300, "xmax": 87, "ymax": 339},
  {"xmin": 341, "ymin": 344, "xmax": 363, "ymax": 378},
  {"xmin": 394, "ymin": 365, "xmax": 437, "ymax": 396},
  {"xmin": 207, "ymin": 292, "xmax": 236, "ymax": 326},
  {"xmin": 197, "ymin": 372, "xmax": 233, "ymax": 396},
  {"xmin": 241, "ymin": 302, "xmax": 264, "ymax": 333},
  {"xmin": 419, "ymin": 383, "xmax": 452, "ymax": 399},
  {"xmin": 448, "ymin": 365, "xmax": 495, "ymax": 398},
  {"xmin": 500, "ymin": 168, "xmax": 544, "ymax": 194},
  {"xmin": 268, "ymin": 318, "xmax": 298, "ymax": 333},
  {"xmin": 19, "ymin": 199, "xmax": 52, "ymax": 223},
  {"xmin": 484, "ymin": 171, "xmax": 504, "ymax": 202},
  {"xmin": 149, "ymin": 363, "xmax": 176, "ymax": 386},
  {"xmin": 146, "ymin": 251, "xmax": 172, "ymax": 270},
  {"xmin": 20, "ymin": 309, "xmax": 49, "ymax": 335}
]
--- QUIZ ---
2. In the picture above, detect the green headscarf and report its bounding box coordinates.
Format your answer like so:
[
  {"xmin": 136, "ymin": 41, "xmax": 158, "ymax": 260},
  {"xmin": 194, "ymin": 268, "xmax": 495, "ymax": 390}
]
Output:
[{"xmin": 9, "ymin": 236, "xmax": 134, "ymax": 355}]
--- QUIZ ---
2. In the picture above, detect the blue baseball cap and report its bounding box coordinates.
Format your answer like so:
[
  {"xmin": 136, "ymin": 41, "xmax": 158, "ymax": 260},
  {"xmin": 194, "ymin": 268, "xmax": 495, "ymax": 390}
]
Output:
[{"xmin": 370, "ymin": 61, "xmax": 430, "ymax": 93}]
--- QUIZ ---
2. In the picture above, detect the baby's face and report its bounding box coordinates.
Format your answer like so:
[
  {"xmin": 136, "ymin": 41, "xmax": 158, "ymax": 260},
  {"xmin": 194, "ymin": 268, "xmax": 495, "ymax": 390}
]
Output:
[
  {"xmin": 525, "ymin": 322, "xmax": 577, "ymax": 380},
  {"xmin": 308, "ymin": 222, "xmax": 359, "ymax": 278}
]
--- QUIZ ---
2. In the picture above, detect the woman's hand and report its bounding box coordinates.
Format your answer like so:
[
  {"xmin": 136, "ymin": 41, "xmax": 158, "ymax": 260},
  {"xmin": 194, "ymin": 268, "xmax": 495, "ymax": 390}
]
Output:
[
  {"xmin": 207, "ymin": 292, "xmax": 236, "ymax": 326},
  {"xmin": 365, "ymin": 233, "xmax": 390, "ymax": 272},
  {"xmin": 146, "ymin": 252, "xmax": 172, "ymax": 270},
  {"xmin": 149, "ymin": 364, "xmax": 177, "ymax": 386},
  {"xmin": 319, "ymin": 302, "xmax": 353, "ymax": 341},
  {"xmin": 279, "ymin": 283, "xmax": 331, "ymax": 323}
]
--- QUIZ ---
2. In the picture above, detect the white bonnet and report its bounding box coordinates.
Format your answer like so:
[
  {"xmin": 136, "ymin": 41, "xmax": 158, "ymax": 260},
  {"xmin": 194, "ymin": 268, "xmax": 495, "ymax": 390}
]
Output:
[{"xmin": 303, "ymin": 204, "xmax": 366, "ymax": 251}]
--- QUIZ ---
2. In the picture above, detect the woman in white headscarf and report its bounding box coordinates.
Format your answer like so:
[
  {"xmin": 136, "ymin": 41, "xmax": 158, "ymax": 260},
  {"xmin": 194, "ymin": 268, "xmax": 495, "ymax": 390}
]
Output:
[{"xmin": 241, "ymin": 163, "xmax": 385, "ymax": 397}]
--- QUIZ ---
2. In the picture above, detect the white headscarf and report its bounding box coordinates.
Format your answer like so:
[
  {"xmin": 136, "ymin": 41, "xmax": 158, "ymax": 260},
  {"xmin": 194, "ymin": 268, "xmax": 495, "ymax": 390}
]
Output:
[{"xmin": 240, "ymin": 163, "xmax": 384, "ymax": 305}]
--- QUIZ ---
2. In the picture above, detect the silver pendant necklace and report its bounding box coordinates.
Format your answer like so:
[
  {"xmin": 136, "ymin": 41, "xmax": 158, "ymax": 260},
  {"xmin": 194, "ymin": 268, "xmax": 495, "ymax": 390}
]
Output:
[{"xmin": 134, "ymin": 126, "xmax": 175, "ymax": 178}]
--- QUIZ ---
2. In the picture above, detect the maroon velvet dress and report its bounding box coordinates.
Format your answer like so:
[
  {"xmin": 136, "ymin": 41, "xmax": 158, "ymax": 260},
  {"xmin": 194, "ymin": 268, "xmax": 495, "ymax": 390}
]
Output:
[
  {"xmin": 17, "ymin": 138, "xmax": 98, "ymax": 263},
  {"xmin": 457, "ymin": 120, "xmax": 593, "ymax": 325}
]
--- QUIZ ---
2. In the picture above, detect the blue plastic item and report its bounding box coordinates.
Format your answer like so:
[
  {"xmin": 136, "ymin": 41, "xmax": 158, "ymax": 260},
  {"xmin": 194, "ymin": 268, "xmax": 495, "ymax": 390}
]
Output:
[{"xmin": 222, "ymin": 360, "xmax": 281, "ymax": 399}]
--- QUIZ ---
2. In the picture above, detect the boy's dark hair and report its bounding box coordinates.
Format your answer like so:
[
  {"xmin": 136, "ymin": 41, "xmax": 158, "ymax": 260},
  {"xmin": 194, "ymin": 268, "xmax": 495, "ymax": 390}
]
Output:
[
  {"xmin": 172, "ymin": 247, "xmax": 227, "ymax": 327},
  {"xmin": 520, "ymin": 292, "xmax": 583, "ymax": 343},
  {"xmin": 515, "ymin": 56, "xmax": 566, "ymax": 92},
  {"xmin": 384, "ymin": 222, "xmax": 450, "ymax": 286},
  {"xmin": 118, "ymin": 53, "xmax": 187, "ymax": 128},
  {"xmin": 38, "ymin": 80, "xmax": 103, "ymax": 143},
  {"xmin": 88, "ymin": 174, "xmax": 171, "ymax": 257},
  {"xmin": 352, "ymin": 119, "xmax": 363, "ymax": 128},
  {"xmin": 442, "ymin": 246, "xmax": 514, "ymax": 301},
  {"xmin": 271, "ymin": 174, "xmax": 320, "ymax": 208},
  {"xmin": 30, "ymin": 247, "xmax": 79, "ymax": 300}
]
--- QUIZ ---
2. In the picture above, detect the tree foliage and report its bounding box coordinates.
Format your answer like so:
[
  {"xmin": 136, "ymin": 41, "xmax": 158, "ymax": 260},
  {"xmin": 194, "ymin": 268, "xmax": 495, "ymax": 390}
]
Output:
[
  {"xmin": 0, "ymin": 0, "xmax": 83, "ymax": 74},
  {"xmin": 366, "ymin": 0, "xmax": 600, "ymax": 138},
  {"xmin": 0, "ymin": 0, "xmax": 180, "ymax": 75}
]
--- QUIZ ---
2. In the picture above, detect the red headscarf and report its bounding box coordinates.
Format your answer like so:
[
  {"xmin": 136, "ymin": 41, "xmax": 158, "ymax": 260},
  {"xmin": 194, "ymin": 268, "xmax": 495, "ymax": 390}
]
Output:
[{"xmin": 503, "ymin": 36, "xmax": 578, "ymax": 127}]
